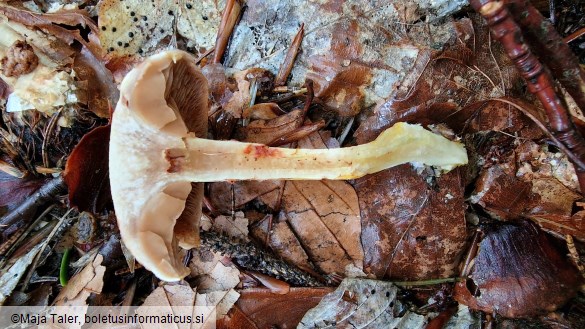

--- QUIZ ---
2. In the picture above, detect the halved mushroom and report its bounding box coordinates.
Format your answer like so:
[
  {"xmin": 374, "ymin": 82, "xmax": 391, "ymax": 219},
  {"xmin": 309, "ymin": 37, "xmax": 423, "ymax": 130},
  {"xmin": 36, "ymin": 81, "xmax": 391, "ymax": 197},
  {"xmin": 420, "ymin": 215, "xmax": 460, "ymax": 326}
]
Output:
[{"xmin": 109, "ymin": 50, "xmax": 468, "ymax": 281}]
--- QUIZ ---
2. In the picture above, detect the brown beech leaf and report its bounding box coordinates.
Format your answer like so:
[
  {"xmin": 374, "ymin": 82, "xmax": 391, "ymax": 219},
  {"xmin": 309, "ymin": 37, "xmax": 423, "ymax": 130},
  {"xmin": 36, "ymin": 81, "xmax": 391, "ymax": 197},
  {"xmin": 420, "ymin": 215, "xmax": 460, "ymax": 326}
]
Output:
[
  {"xmin": 53, "ymin": 254, "xmax": 105, "ymax": 307},
  {"xmin": 454, "ymin": 221, "xmax": 582, "ymax": 318},
  {"xmin": 471, "ymin": 140, "xmax": 584, "ymax": 240},
  {"xmin": 210, "ymin": 127, "xmax": 363, "ymax": 276},
  {"xmin": 298, "ymin": 278, "xmax": 429, "ymax": 329},
  {"xmin": 218, "ymin": 287, "xmax": 333, "ymax": 329},
  {"xmin": 73, "ymin": 47, "xmax": 119, "ymax": 118},
  {"xmin": 277, "ymin": 178, "xmax": 363, "ymax": 275},
  {"xmin": 63, "ymin": 125, "xmax": 111, "ymax": 213},
  {"xmin": 209, "ymin": 180, "xmax": 281, "ymax": 213},
  {"xmin": 251, "ymin": 214, "xmax": 313, "ymax": 272},
  {"xmin": 234, "ymin": 109, "xmax": 304, "ymax": 144},
  {"xmin": 355, "ymin": 165, "xmax": 466, "ymax": 280},
  {"xmin": 139, "ymin": 284, "xmax": 239, "ymax": 328},
  {"xmin": 355, "ymin": 17, "xmax": 520, "ymax": 143}
]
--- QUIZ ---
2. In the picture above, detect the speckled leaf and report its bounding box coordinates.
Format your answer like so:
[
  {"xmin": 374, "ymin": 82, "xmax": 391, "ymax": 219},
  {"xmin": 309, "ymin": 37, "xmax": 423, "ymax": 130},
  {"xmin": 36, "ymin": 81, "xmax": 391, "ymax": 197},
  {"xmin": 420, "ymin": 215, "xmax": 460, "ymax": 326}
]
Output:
[
  {"xmin": 298, "ymin": 278, "xmax": 429, "ymax": 329},
  {"xmin": 356, "ymin": 164, "xmax": 466, "ymax": 280},
  {"xmin": 99, "ymin": 0, "xmax": 225, "ymax": 57}
]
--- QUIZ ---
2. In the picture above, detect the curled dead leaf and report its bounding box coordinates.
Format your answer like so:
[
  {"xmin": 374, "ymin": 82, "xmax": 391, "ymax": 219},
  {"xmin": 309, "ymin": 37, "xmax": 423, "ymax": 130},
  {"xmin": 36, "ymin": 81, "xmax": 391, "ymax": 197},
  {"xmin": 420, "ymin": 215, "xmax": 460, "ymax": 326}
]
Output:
[{"xmin": 454, "ymin": 221, "xmax": 582, "ymax": 318}]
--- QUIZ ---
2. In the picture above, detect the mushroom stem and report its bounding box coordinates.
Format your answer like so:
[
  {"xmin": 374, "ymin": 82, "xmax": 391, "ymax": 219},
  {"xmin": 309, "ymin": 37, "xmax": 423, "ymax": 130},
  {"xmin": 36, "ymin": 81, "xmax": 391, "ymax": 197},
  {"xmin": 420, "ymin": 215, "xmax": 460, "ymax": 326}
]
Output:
[{"xmin": 165, "ymin": 122, "xmax": 467, "ymax": 183}]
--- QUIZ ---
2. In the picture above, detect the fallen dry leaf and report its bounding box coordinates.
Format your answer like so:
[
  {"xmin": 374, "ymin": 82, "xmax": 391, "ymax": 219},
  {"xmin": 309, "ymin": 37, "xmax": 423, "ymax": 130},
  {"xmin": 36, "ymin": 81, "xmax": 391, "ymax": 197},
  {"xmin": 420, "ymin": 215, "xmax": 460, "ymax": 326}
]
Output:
[
  {"xmin": 355, "ymin": 17, "xmax": 521, "ymax": 143},
  {"xmin": 212, "ymin": 212, "xmax": 249, "ymax": 240},
  {"xmin": 0, "ymin": 171, "xmax": 47, "ymax": 213},
  {"xmin": 454, "ymin": 221, "xmax": 582, "ymax": 318},
  {"xmin": 53, "ymin": 253, "xmax": 105, "ymax": 306},
  {"xmin": 234, "ymin": 109, "xmax": 304, "ymax": 144},
  {"xmin": 139, "ymin": 284, "xmax": 240, "ymax": 328},
  {"xmin": 251, "ymin": 214, "xmax": 313, "ymax": 272},
  {"xmin": 189, "ymin": 244, "xmax": 241, "ymax": 293},
  {"xmin": 226, "ymin": 0, "xmax": 467, "ymax": 116},
  {"xmin": 471, "ymin": 139, "xmax": 584, "ymax": 240},
  {"xmin": 356, "ymin": 164, "xmax": 466, "ymax": 280},
  {"xmin": 299, "ymin": 278, "xmax": 429, "ymax": 328},
  {"xmin": 218, "ymin": 287, "xmax": 333, "ymax": 329}
]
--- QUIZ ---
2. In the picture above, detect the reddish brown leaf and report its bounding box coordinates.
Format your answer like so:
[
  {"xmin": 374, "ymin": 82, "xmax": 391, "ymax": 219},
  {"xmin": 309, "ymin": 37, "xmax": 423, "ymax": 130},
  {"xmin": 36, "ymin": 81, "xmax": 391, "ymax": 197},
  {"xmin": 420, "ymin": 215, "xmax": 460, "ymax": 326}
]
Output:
[
  {"xmin": 218, "ymin": 288, "xmax": 332, "ymax": 329},
  {"xmin": 454, "ymin": 221, "xmax": 582, "ymax": 318},
  {"xmin": 355, "ymin": 164, "xmax": 466, "ymax": 280},
  {"xmin": 73, "ymin": 48, "xmax": 119, "ymax": 118},
  {"xmin": 63, "ymin": 125, "xmax": 111, "ymax": 213},
  {"xmin": 234, "ymin": 109, "xmax": 304, "ymax": 144},
  {"xmin": 471, "ymin": 140, "xmax": 584, "ymax": 239},
  {"xmin": 0, "ymin": 172, "xmax": 46, "ymax": 210}
]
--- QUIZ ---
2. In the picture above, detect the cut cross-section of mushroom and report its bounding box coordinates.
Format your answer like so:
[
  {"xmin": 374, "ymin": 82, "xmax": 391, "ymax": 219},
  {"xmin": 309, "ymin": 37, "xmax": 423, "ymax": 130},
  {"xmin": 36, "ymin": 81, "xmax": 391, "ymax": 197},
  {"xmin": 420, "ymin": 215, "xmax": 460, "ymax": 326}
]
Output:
[{"xmin": 109, "ymin": 50, "xmax": 468, "ymax": 281}]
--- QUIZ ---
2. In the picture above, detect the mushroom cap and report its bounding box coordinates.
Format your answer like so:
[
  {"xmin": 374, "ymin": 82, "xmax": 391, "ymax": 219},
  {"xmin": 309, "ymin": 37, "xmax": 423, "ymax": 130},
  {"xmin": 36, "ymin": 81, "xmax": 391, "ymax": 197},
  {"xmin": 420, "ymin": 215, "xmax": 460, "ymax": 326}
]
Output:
[{"xmin": 109, "ymin": 50, "xmax": 208, "ymax": 281}]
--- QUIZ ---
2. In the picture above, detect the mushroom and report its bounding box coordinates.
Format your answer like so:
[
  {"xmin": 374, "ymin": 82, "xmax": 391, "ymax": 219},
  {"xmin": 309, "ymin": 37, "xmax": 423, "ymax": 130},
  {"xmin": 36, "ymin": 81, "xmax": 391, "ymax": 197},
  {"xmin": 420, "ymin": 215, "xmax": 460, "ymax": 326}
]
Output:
[{"xmin": 109, "ymin": 50, "xmax": 468, "ymax": 281}]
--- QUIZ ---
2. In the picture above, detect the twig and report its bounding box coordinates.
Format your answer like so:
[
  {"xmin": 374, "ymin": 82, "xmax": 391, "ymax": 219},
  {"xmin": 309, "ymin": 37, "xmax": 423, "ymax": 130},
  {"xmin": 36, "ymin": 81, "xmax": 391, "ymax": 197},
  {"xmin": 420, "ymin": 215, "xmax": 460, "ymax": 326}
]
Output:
[
  {"xmin": 392, "ymin": 277, "xmax": 461, "ymax": 287},
  {"xmin": 274, "ymin": 23, "xmax": 305, "ymax": 87},
  {"xmin": 470, "ymin": 0, "xmax": 585, "ymax": 193},
  {"xmin": 564, "ymin": 27, "xmax": 585, "ymax": 44},
  {"xmin": 213, "ymin": 0, "xmax": 242, "ymax": 64},
  {"xmin": 41, "ymin": 111, "xmax": 60, "ymax": 169},
  {"xmin": 0, "ymin": 176, "xmax": 66, "ymax": 237},
  {"xmin": 0, "ymin": 204, "xmax": 55, "ymax": 265},
  {"xmin": 21, "ymin": 208, "xmax": 75, "ymax": 291},
  {"xmin": 507, "ymin": 0, "xmax": 585, "ymax": 114}
]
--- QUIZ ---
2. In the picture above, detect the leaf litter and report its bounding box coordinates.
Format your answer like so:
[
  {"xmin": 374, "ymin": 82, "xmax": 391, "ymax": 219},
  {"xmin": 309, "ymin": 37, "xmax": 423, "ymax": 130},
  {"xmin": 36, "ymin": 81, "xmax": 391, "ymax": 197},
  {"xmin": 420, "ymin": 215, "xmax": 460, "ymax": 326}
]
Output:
[{"xmin": 1, "ymin": 0, "xmax": 585, "ymax": 327}]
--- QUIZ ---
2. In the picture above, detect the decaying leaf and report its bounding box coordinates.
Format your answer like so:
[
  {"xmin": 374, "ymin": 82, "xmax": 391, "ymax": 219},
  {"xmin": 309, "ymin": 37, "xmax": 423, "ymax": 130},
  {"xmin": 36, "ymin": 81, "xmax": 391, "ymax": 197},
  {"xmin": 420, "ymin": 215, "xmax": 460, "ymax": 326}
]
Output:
[
  {"xmin": 226, "ymin": 0, "xmax": 467, "ymax": 116},
  {"xmin": 251, "ymin": 214, "xmax": 313, "ymax": 272},
  {"xmin": 189, "ymin": 248, "xmax": 241, "ymax": 293},
  {"xmin": 53, "ymin": 253, "xmax": 105, "ymax": 306},
  {"xmin": 356, "ymin": 165, "xmax": 466, "ymax": 280},
  {"xmin": 63, "ymin": 125, "xmax": 111, "ymax": 213},
  {"xmin": 299, "ymin": 278, "xmax": 429, "ymax": 329},
  {"xmin": 219, "ymin": 287, "xmax": 333, "ymax": 329},
  {"xmin": 454, "ymin": 221, "xmax": 582, "ymax": 318},
  {"xmin": 139, "ymin": 284, "xmax": 239, "ymax": 327},
  {"xmin": 471, "ymin": 138, "xmax": 584, "ymax": 240},
  {"xmin": 99, "ymin": 0, "xmax": 226, "ymax": 57},
  {"xmin": 246, "ymin": 130, "xmax": 363, "ymax": 275},
  {"xmin": 355, "ymin": 17, "xmax": 521, "ymax": 142},
  {"xmin": 0, "ymin": 244, "xmax": 41, "ymax": 305},
  {"xmin": 212, "ymin": 211, "xmax": 249, "ymax": 240},
  {"xmin": 0, "ymin": 171, "xmax": 47, "ymax": 214},
  {"xmin": 190, "ymin": 213, "xmax": 246, "ymax": 293},
  {"xmin": 442, "ymin": 305, "xmax": 479, "ymax": 329}
]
